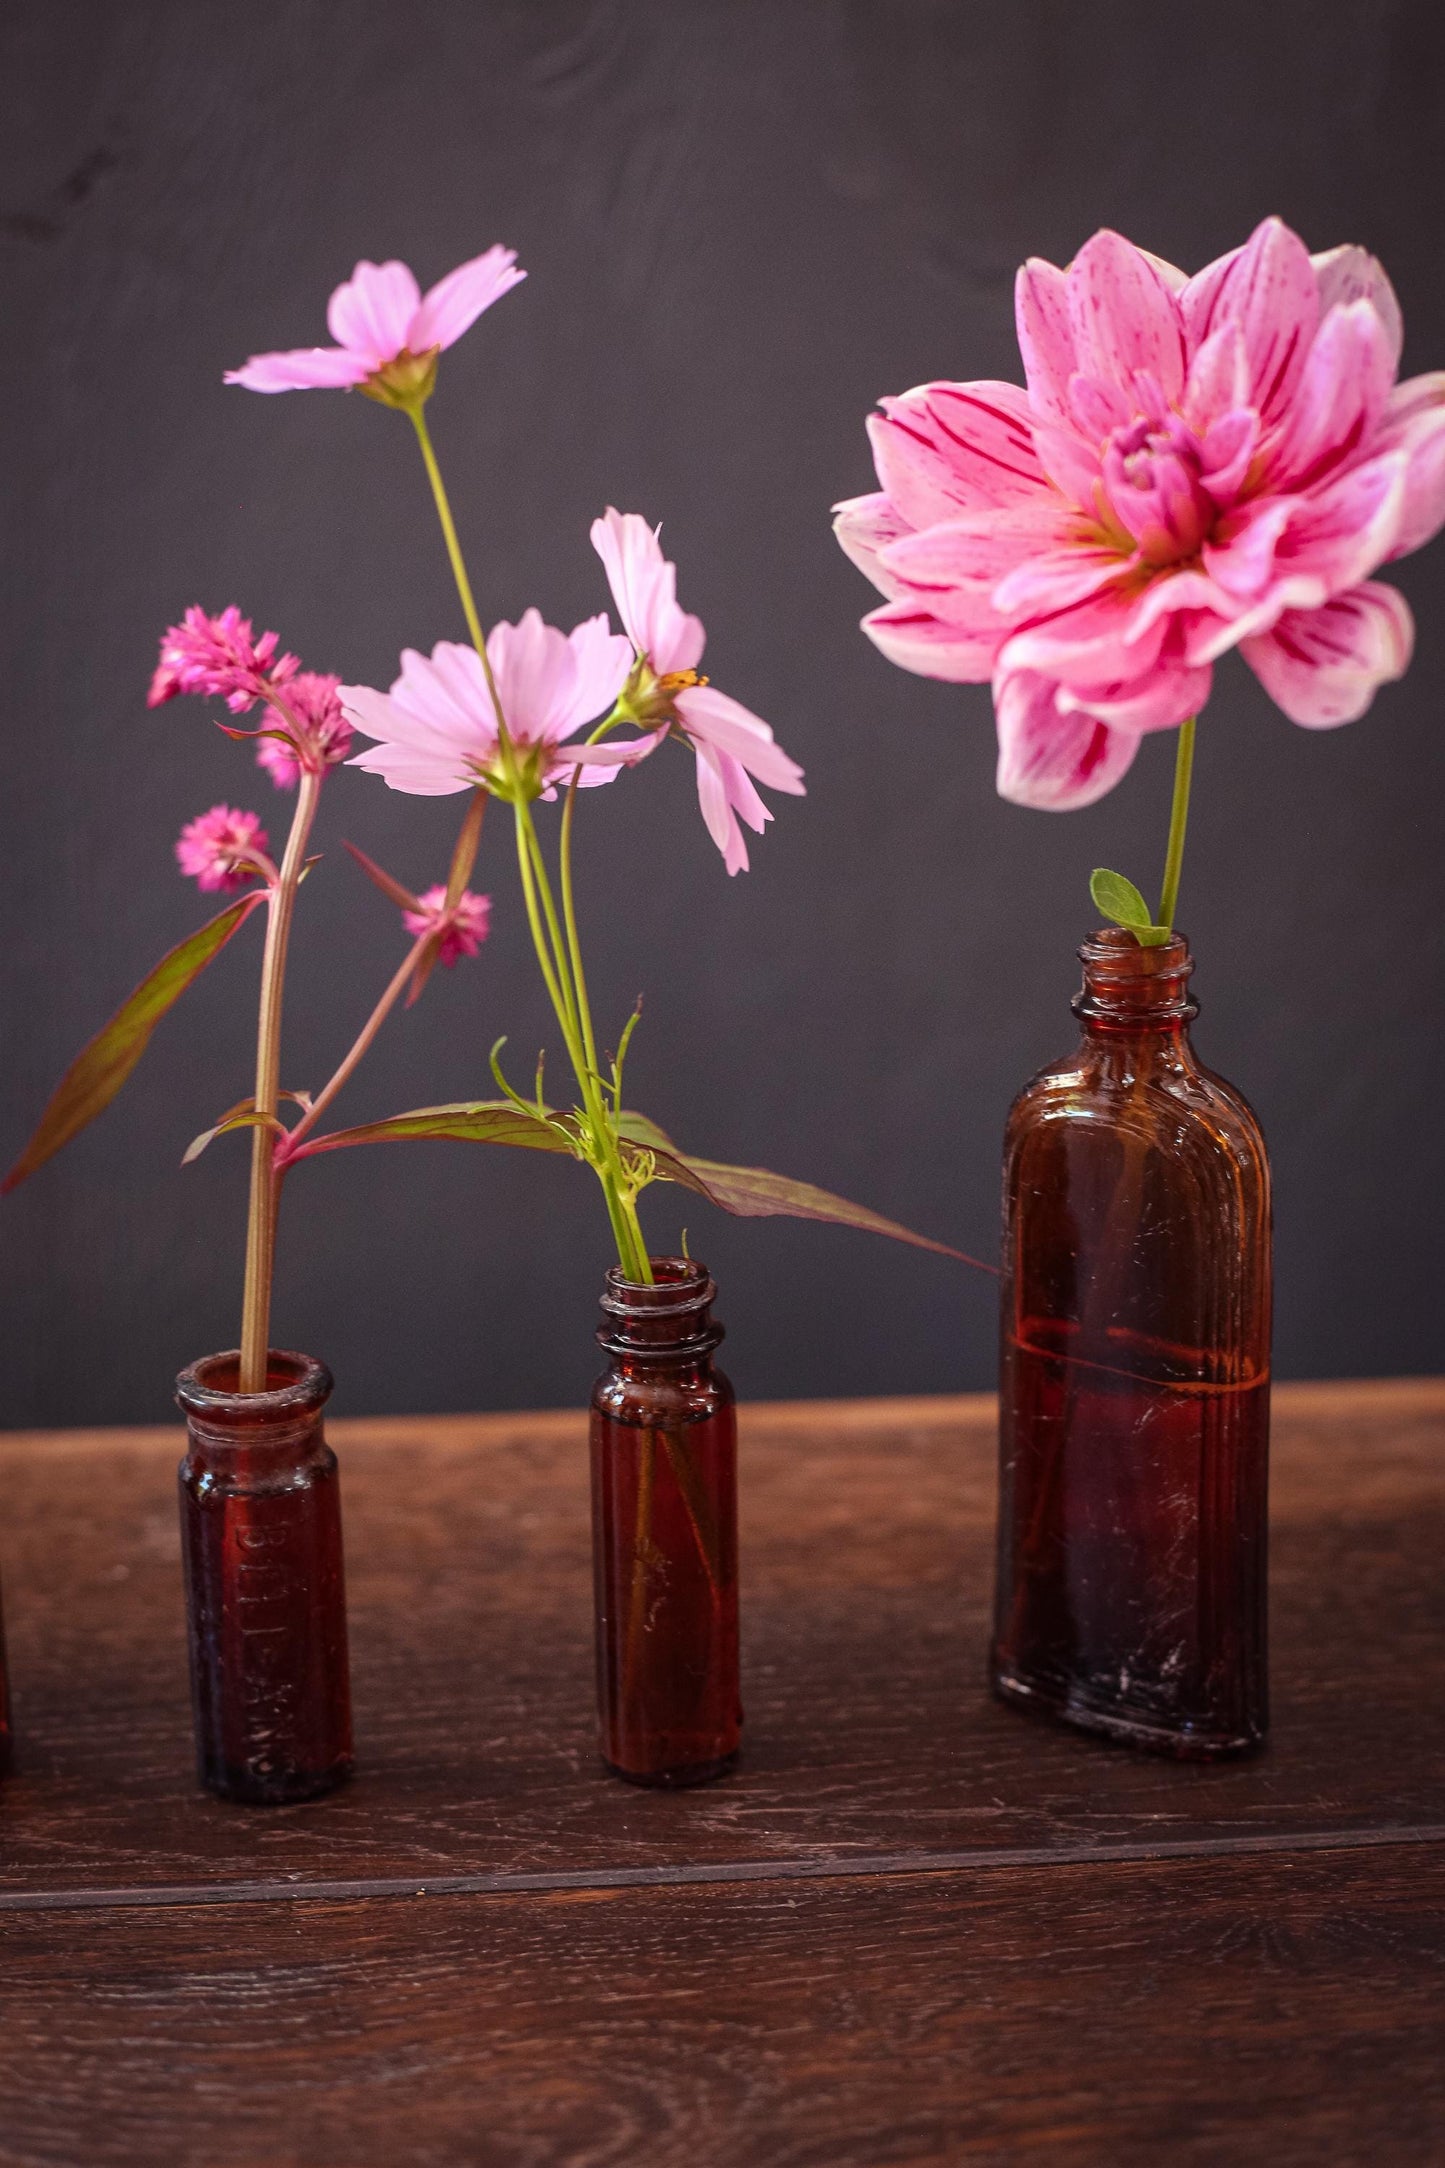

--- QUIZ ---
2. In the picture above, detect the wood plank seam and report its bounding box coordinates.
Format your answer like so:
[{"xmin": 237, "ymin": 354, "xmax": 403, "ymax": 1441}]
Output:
[{"xmin": 3, "ymin": 1822, "xmax": 1443, "ymax": 1915}]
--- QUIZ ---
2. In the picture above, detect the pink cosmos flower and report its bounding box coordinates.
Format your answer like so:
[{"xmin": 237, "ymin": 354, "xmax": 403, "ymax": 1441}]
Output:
[
  {"xmin": 590, "ymin": 510, "xmax": 806, "ymax": 874},
  {"xmin": 148, "ymin": 607, "xmax": 298, "ymax": 715},
  {"xmin": 175, "ymin": 806, "xmax": 272, "ymax": 892},
  {"xmin": 225, "ymin": 249, "xmax": 525, "ymax": 395},
  {"xmin": 401, "ymin": 885, "xmax": 492, "ymax": 966},
  {"xmin": 834, "ymin": 217, "xmax": 1445, "ymax": 809},
  {"xmin": 340, "ymin": 611, "xmax": 637, "ymax": 798},
  {"xmin": 256, "ymin": 672, "xmax": 355, "ymax": 788}
]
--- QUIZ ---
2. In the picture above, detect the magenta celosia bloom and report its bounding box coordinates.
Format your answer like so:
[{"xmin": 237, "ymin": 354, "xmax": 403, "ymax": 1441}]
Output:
[
  {"xmin": 591, "ymin": 510, "xmax": 806, "ymax": 874},
  {"xmin": 256, "ymin": 672, "xmax": 355, "ymax": 789},
  {"xmin": 175, "ymin": 806, "xmax": 272, "ymax": 892},
  {"xmin": 340, "ymin": 611, "xmax": 637, "ymax": 798},
  {"xmin": 835, "ymin": 216, "xmax": 1445, "ymax": 809},
  {"xmin": 224, "ymin": 249, "xmax": 526, "ymax": 396},
  {"xmin": 148, "ymin": 607, "xmax": 298, "ymax": 716},
  {"xmin": 401, "ymin": 885, "xmax": 492, "ymax": 966}
]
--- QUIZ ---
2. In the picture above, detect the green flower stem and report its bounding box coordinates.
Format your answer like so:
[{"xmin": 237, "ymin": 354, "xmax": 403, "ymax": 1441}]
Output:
[
  {"xmin": 405, "ymin": 401, "xmax": 509, "ymax": 741},
  {"xmin": 1156, "ymin": 716, "xmax": 1197, "ymax": 935}
]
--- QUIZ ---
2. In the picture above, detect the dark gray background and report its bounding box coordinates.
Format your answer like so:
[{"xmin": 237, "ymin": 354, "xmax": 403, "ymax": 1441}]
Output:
[{"xmin": 2, "ymin": 0, "xmax": 1441, "ymax": 1427}]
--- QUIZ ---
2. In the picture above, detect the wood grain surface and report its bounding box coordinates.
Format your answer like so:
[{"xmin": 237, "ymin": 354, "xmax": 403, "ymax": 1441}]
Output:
[
  {"xmin": 1, "ymin": 1382, "xmax": 1443, "ymax": 1901},
  {"xmin": 0, "ymin": 1382, "xmax": 1442, "ymax": 2164},
  {"xmin": 1, "ymin": 1847, "xmax": 1441, "ymax": 2167}
]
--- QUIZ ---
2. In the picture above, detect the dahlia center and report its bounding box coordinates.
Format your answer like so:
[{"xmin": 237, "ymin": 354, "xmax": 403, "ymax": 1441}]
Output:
[{"xmin": 1100, "ymin": 415, "xmax": 1214, "ymax": 569}]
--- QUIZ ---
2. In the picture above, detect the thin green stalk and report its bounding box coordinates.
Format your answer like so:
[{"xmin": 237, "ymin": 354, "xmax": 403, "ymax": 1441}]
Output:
[
  {"xmin": 1156, "ymin": 716, "xmax": 1196, "ymax": 935},
  {"xmin": 405, "ymin": 401, "xmax": 508, "ymax": 737}
]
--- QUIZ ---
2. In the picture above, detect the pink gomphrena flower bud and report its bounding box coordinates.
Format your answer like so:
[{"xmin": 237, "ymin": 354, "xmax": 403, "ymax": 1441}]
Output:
[
  {"xmin": 148, "ymin": 607, "xmax": 299, "ymax": 716},
  {"xmin": 255, "ymin": 672, "xmax": 355, "ymax": 789},
  {"xmin": 401, "ymin": 886, "xmax": 492, "ymax": 966},
  {"xmin": 175, "ymin": 806, "xmax": 272, "ymax": 893}
]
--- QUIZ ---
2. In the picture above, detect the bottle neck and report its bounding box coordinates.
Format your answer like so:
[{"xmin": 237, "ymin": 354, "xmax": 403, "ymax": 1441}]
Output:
[
  {"xmin": 597, "ymin": 1257, "xmax": 723, "ymax": 1372},
  {"xmin": 175, "ymin": 1349, "xmax": 332, "ymax": 1452},
  {"xmin": 1073, "ymin": 927, "xmax": 1198, "ymax": 1040}
]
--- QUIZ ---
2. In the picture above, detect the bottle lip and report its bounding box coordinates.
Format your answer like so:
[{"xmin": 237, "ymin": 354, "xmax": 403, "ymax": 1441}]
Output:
[
  {"xmin": 600, "ymin": 1254, "xmax": 716, "ymax": 1319},
  {"xmin": 175, "ymin": 1348, "xmax": 333, "ymax": 1423},
  {"xmin": 1078, "ymin": 924, "xmax": 1192, "ymax": 975},
  {"xmin": 1075, "ymin": 924, "xmax": 1197, "ymax": 1026}
]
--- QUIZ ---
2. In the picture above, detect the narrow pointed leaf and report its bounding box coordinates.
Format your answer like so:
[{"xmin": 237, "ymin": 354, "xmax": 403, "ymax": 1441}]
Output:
[
  {"xmin": 3, "ymin": 892, "xmax": 267, "ymax": 1194},
  {"xmin": 344, "ymin": 840, "xmax": 420, "ymax": 913},
  {"xmin": 641, "ymin": 1145, "xmax": 994, "ymax": 1268},
  {"xmin": 287, "ymin": 1100, "xmax": 582, "ymax": 1163},
  {"xmin": 182, "ymin": 1105, "xmax": 287, "ymax": 1166}
]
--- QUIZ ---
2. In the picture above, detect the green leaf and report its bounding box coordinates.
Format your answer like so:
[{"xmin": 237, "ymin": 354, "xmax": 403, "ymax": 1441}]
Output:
[
  {"xmin": 1089, "ymin": 866, "xmax": 1172, "ymax": 948},
  {"xmin": 642, "ymin": 1145, "xmax": 993, "ymax": 1268},
  {"xmin": 615, "ymin": 1108, "xmax": 679, "ymax": 1153},
  {"xmin": 3, "ymin": 892, "xmax": 267, "ymax": 1195},
  {"xmin": 285, "ymin": 1100, "xmax": 583, "ymax": 1164}
]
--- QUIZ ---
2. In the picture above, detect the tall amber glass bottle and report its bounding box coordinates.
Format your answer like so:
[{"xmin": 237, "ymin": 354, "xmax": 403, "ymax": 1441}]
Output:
[
  {"xmin": 591, "ymin": 1257, "xmax": 741, "ymax": 1786},
  {"xmin": 176, "ymin": 1350, "xmax": 352, "ymax": 1804},
  {"xmin": 993, "ymin": 928, "xmax": 1271, "ymax": 1758},
  {"xmin": 0, "ymin": 1573, "xmax": 11, "ymax": 1779}
]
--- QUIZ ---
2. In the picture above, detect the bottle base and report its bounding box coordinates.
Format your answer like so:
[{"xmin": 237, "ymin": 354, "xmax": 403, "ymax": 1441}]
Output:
[
  {"xmin": 603, "ymin": 1748, "xmax": 739, "ymax": 1789},
  {"xmin": 992, "ymin": 1666, "xmax": 1265, "ymax": 1762},
  {"xmin": 202, "ymin": 1756, "xmax": 353, "ymax": 1806}
]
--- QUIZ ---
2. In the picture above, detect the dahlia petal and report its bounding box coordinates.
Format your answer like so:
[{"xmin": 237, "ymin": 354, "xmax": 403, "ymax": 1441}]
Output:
[
  {"xmin": 1203, "ymin": 498, "xmax": 1300, "ymax": 599},
  {"xmin": 1014, "ymin": 257, "xmax": 1077, "ymax": 426},
  {"xmin": 1240, "ymin": 581, "xmax": 1414, "ymax": 727},
  {"xmin": 224, "ymin": 346, "xmax": 369, "ymax": 392},
  {"xmin": 1180, "ymin": 216, "xmax": 1319, "ymax": 424},
  {"xmin": 1376, "ymin": 377, "xmax": 1445, "ymax": 558},
  {"xmin": 991, "ymin": 546, "xmax": 1125, "ymax": 620},
  {"xmin": 870, "ymin": 381, "xmax": 1050, "ymax": 524},
  {"xmin": 1066, "ymin": 230, "xmax": 1187, "ymax": 404},
  {"xmin": 994, "ymin": 670, "xmax": 1141, "ymax": 810},
  {"xmin": 327, "ymin": 259, "xmax": 421, "ymax": 364},
  {"xmin": 832, "ymin": 492, "xmax": 914, "ymax": 601},
  {"xmin": 1028, "ymin": 416, "xmax": 1104, "ymax": 510},
  {"xmin": 1197, "ymin": 407, "xmax": 1258, "ymax": 500},
  {"xmin": 1311, "ymin": 244, "xmax": 1403, "ymax": 370},
  {"xmin": 999, "ymin": 590, "xmax": 1166, "ymax": 690},
  {"xmin": 1067, "ymin": 373, "xmax": 1132, "ymax": 442},
  {"xmin": 674, "ymin": 684, "xmax": 805, "ymax": 795},
  {"xmin": 1055, "ymin": 655, "xmax": 1212, "ymax": 733},
  {"xmin": 410, "ymin": 246, "xmax": 525, "ymax": 352},
  {"xmin": 860, "ymin": 599, "xmax": 1000, "ymax": 682},
  {"xmin": 1180, "ymin": 323, "xmax": 1251, "ymax": 435},
  {"xmin": 880, "ymin": 501, "xmax": 1077, "ymax": 623},
  {"xmin": 1269, "ymin": 300, "xmax": 1396, "ymax": 492},
  {"xmin": 1268, "ymin": 448, "xmax": 1409, "ymax": 597},
  {"xmin": 1122, "ymin": 567, "xmax": 1247, "ymax": 646}
]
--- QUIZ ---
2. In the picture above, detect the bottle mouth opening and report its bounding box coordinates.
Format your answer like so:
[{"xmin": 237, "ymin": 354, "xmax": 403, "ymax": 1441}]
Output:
[
  {"xmin": 602, "ymin": 1255, "xmax": 714, "ymax": 1315},
  {"xmin": 1079, "ymin": 924, "xmax": 1191, "ymax": 976},
  {"xmin": 175, "ymin": 1348, "xmax": 333, "ymax": 1421}
]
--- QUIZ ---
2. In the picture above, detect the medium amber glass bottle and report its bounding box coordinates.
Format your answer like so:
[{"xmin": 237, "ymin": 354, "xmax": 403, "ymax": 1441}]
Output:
[
  {"xmin": 591, "ymin": 1257, "xmax": 741, "ymax": 1786},
  {"xmin": 176, "ymin": 1350, "xmax": 352, "ymax": 1804},
  {"xmin": 993, "ymin": 928, "xmax": 1271, "ymax": 1758}
]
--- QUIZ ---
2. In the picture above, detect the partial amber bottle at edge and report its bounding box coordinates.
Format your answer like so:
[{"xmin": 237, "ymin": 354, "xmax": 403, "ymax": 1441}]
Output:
[
  {"xmin": 591, "ymin": 1257, "xmax": 741, "ymax": 1786},
  {"xmin": 176, "ymin": 1350, "xmax": 352, "ymax": 1804},
  {"xmin": 0, "ymin": 1572, "xmax": 11, "ymax": 1779},
  {"xmin": 993, "ymin": 928, "xmax": 1271, "ymax": 1758}
]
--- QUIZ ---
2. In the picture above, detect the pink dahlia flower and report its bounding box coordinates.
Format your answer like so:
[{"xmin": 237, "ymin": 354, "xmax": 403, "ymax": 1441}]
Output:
[
  {"xmin": 591, "ymin": 510, "xmax": 806, "ymax": 874},
  {"xmin": 834, "ymin": 217, "xmax": 1445, "ymax": 809},
  {"xmin": 175, "ymin": 806, "xmax": 272, "ymax": 892},
  {"xmin": 401, "ymin": 885, "xmax": 492, "ymax": 966},
  {"xmin": 148, "ymin": 607, "xmax": 297, "ymax": 716},
  {"xmin": 225, "ymin": 249, "xmax": 525, "ymax": 396},
  {"xmin": 340, "ymin": 611, "xmax": 637, "ymax": 798},
  {"xmin": 256, "ymin": 672, "xmax": 355, "ymax": 788}
]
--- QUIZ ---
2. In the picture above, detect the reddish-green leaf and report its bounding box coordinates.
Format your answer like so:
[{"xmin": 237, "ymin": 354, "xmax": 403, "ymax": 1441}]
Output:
[
  {"xmin": 182, "ymin": 1103, "xmax": 288, "ymax": 1167},
  {"xmin": 642, "ymin": 1142, "xmax": 990, "ymax": 1266},
  {"xmin": 286, "ymin": 1100, "xmax": 580, "ymax": 1163},
  {"xmin": 3, "ymin": 892, "xmax": 267, "ymax": 1195},
  {"xmin": 344, "ymin": 840, "xmax": 420, "ymax": 914}
]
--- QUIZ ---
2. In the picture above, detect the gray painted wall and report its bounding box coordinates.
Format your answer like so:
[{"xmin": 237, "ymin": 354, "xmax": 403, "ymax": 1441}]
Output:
[{"xmin": 2, "ymin": 0, "xmax": 1442, "ymax": 1426}]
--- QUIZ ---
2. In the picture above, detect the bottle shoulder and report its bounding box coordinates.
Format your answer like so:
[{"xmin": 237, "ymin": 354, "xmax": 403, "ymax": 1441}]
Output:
[{"xmin": 1005, "ymin": 1040, "xmax": 1268, "ymax": 1178}]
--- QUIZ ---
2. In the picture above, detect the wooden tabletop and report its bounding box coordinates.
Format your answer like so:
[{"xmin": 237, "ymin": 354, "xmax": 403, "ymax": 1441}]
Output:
[{"xmin": 0, "ymin": 1379, "xmax": 1441, "ymax": 2166}]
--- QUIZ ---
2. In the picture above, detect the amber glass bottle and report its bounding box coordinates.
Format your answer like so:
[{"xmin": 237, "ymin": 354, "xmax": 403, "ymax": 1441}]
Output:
[
  {"xmin": 993, "ymin": 929, "xmax": 1271, "ymax": 1758},
  {"xmin": 0, "ymin": 1574, "xmax": 11, "ymax": 1779},
  {"xmin": 176, "ymin": 1350, "xmax": 352, "ymax": 1804},
  {"xmin": 591, "ymin": 1257, "xmax": 741, "ymax": 1786}
]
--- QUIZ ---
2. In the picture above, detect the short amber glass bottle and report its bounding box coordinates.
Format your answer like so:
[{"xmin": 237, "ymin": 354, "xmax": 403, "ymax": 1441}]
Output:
[
  {"xmin": 176, "ymin": 1350, "xmax": 352, "ymax": 1804},
  {"xmin": 591, "ymin": 1257, "xmax": 741, "ymax": 1786},
  {"xmin": 993, "ymin": 929, "xmax": 1271, "ymax": 1758}
]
